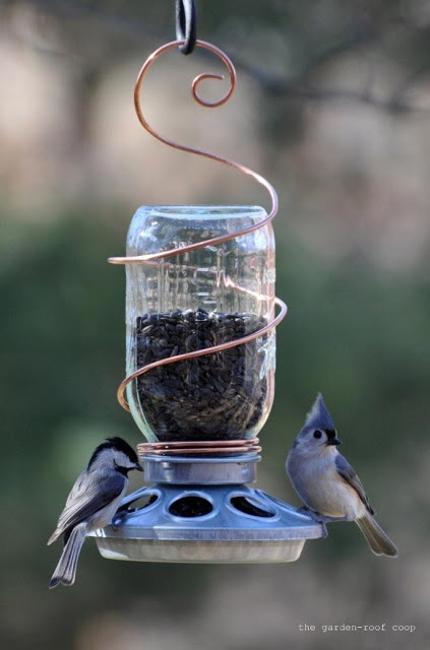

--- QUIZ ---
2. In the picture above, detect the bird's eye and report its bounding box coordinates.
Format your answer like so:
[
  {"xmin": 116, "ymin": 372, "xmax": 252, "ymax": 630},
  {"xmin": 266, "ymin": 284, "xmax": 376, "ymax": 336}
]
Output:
[{"xmin": 313, "ymin": 430, "xmax": 322, "ymax": 439}]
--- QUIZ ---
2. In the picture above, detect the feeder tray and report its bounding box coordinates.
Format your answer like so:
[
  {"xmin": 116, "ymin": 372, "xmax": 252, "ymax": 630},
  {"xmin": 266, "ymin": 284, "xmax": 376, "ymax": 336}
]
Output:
[{"xmin": 92, "ymin": 455, "xmax": 322, "ymax": 563}]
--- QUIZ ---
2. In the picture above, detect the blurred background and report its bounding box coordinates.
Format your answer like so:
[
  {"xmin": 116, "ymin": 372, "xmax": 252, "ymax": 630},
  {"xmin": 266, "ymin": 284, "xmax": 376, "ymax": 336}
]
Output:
[{"xmin": 1, "ymin": 1, "xmax": 429, "ymax": 649}]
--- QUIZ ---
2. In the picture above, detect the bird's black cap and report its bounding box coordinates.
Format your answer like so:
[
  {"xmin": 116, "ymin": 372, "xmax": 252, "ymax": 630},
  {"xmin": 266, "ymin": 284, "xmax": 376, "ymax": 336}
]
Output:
[{"xmin": 88, "ymin": 436, "xmax": 139, "ymax": 469}]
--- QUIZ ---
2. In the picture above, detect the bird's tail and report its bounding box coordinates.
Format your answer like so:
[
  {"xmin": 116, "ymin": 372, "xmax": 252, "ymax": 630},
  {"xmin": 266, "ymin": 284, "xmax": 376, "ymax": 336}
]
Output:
[
  {"xmin": 356, "ymin": 512, "xmax": 398, "ymax": 557},
  {"xmin": 49, "ymin": 522, "xmax": 87, "ymax": 588},
  {"xmin": 47, "ymin": 529, "xmax": 61, "ymax": 546}
]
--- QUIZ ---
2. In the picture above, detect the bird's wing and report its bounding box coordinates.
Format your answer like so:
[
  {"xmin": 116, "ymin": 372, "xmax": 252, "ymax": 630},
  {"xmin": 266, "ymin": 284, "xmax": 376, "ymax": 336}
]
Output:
[
  {"xmin": 63, "ymin": 470, "xmax": 90, "ymax": 509},
  {"xmin": 48, "ymin": 470, "xmax": 125, "ymax": 544},
  {"xmin": 335, "ymin": 453, "xmax": 374, "ymax": 515}
]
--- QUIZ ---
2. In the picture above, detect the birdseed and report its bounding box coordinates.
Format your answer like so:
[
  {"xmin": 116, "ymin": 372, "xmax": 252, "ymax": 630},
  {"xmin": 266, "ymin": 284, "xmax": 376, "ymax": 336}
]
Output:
[{"xmin": 133, "ymin": 309, "xmax": 269, "ymax": 441}]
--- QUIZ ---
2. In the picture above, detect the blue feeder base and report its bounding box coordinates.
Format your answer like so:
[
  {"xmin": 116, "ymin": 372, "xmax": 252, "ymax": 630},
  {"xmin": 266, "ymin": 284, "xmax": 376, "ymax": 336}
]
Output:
[{"xmin": 90, "ymin": 454, "xmax": 324, "ymax": 564}]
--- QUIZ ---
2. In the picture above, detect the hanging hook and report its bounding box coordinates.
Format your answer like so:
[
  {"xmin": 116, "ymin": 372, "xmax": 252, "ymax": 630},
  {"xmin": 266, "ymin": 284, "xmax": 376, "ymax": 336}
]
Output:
[{"xmin": 175, "ymin": 0, "xmax": 197, "ymax": 55}]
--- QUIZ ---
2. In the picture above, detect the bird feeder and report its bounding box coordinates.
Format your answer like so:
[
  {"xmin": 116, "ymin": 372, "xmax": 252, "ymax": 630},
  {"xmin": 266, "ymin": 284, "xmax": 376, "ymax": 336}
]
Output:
[{"xmin": 91, "ymin": 11, "xmax": 323, "ymax": 563}]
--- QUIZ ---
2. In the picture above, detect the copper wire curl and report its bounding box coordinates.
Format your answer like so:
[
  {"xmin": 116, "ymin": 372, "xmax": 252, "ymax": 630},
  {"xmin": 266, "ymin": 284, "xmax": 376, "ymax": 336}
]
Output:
[
  {"xmin": 109, "ymin": 39, "xmax": 287, "ymax": 452},
  {"xmin": 108, "ymin": 40, "xmax": 279, "ymax": 265}
]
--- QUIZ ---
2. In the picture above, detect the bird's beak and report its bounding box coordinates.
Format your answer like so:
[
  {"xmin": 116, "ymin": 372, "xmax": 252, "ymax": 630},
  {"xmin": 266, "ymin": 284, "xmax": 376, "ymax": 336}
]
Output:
[
  {"xmin": 327, "ymin": 436, "xmax": 341, "ymax": 446},
  {"xmin": 135, "ymin": 462, "xmax": 143, "ymax": 472}
]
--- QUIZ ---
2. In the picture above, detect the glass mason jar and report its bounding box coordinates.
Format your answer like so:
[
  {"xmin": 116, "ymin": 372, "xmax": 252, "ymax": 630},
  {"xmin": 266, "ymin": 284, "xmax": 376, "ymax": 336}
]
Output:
[{"xmin": 125, "ymin": 206, "xmax": 276, "ymax": 442}]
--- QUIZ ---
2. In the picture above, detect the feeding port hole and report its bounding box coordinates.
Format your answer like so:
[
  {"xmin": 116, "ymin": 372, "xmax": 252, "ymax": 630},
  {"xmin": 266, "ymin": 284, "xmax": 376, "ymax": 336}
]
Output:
[
  {"xmin": 169, "ymin": 496, "xmax": 213, "ymax": 517},
  {"xmin": 230, "ymin": 496, "xmax": 276, "ymax": 518}
]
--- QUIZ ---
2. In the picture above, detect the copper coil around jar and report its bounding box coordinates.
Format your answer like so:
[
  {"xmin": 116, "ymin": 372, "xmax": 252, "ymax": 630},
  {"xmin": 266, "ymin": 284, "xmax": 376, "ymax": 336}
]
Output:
[
  {"xmin": 138, "ymin": 438, "xmax": 262, "ymax": 457},
  {"xmin": 109, "ymin": 39, "xmax": 287, "ymax": 454}
]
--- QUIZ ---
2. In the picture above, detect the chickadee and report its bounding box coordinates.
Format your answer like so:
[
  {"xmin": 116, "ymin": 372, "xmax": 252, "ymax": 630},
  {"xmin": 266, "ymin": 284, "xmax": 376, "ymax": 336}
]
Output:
[
  {"xmin": 47, "ymin": 436, "xmax": 142, "ymax": 588},
  {"xmin": 286, "ymin": 394, "xmax": 398, "ymax": 557}
]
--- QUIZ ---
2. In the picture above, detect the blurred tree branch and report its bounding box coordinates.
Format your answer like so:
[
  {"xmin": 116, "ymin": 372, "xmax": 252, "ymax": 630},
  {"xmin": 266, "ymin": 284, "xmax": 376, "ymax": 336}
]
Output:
[
  {"xmin": 230, "ymin": 54, "xmax": 430, "ymax": 115},
  {"xmin": 2, "ymin": 0, "xmax": 430, "ymax": 114}
]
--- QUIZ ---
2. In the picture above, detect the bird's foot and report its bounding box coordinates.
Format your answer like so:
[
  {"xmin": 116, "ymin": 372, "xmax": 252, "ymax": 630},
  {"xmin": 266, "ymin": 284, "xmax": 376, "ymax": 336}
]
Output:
[
  {"xmin": 296, "ymin": 506, "xmax": 328, "ymax": 536},
  {"xmin": 111, "ymin": 502, "xmax": 138, "ymax": 529},
  {"xmin": 111, "ymin": 510, "xmax": 130, "ymax": 530},
  {"xmin": 297, "ymin": 505, "xmax": 325, "ymax": 521}
]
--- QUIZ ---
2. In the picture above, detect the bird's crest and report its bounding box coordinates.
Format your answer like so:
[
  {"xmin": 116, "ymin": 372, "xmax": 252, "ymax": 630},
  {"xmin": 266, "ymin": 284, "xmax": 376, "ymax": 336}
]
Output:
[{"xmin": 303, "ymin": 393, "xmax": 336, "ymax": 431}]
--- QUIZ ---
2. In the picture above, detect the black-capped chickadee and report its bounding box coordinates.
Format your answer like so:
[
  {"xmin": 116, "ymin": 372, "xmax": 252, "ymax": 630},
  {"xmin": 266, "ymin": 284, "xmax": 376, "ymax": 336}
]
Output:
[
  {"xmin": 47, "ymin": 436, "xmax": 143, "ymax": 588},
  {"xmin": 286, "ymin": 394, "xmax": 398, "ymax": 557}
]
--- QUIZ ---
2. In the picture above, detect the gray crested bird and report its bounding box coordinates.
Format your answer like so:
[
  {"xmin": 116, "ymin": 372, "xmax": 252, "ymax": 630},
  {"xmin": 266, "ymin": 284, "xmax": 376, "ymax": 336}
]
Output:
[
  {"xmin": 47, "ymin": 437, "xmax": 143, "ymax": 588},
  {"xmin": 286, "ymin": 394, "xmax": 398, "ymax": 557}
]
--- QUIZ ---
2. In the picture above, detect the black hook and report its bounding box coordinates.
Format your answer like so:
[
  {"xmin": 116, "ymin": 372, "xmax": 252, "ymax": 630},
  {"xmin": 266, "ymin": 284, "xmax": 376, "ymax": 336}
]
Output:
[{"xmin": 175, "ymin": 0, "xmax": 197, "ymax": 55}]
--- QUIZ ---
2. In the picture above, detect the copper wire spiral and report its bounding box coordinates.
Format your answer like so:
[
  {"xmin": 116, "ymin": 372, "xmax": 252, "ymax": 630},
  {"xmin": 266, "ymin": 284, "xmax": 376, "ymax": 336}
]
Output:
[{"xmin": 109, "ymin": 39, "xmax": 288, "ymax": 455}]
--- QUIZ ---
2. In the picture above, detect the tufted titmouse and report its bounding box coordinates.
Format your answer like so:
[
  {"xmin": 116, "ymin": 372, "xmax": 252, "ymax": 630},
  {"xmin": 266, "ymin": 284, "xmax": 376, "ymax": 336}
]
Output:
[
  {"xmin": 286, "ymin": 394, "xmax": 398, "ymax": 557},
  {"xmin": 47, "ymin": 436, "xmax": 143, "ymax": 588}
]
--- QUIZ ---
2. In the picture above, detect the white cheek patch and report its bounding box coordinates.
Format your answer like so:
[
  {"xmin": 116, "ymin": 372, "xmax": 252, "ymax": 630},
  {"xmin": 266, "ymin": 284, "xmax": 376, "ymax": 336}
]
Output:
[{"xmin": 114, "ymin": 450, "xmax": 136, "ymax": 469}]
